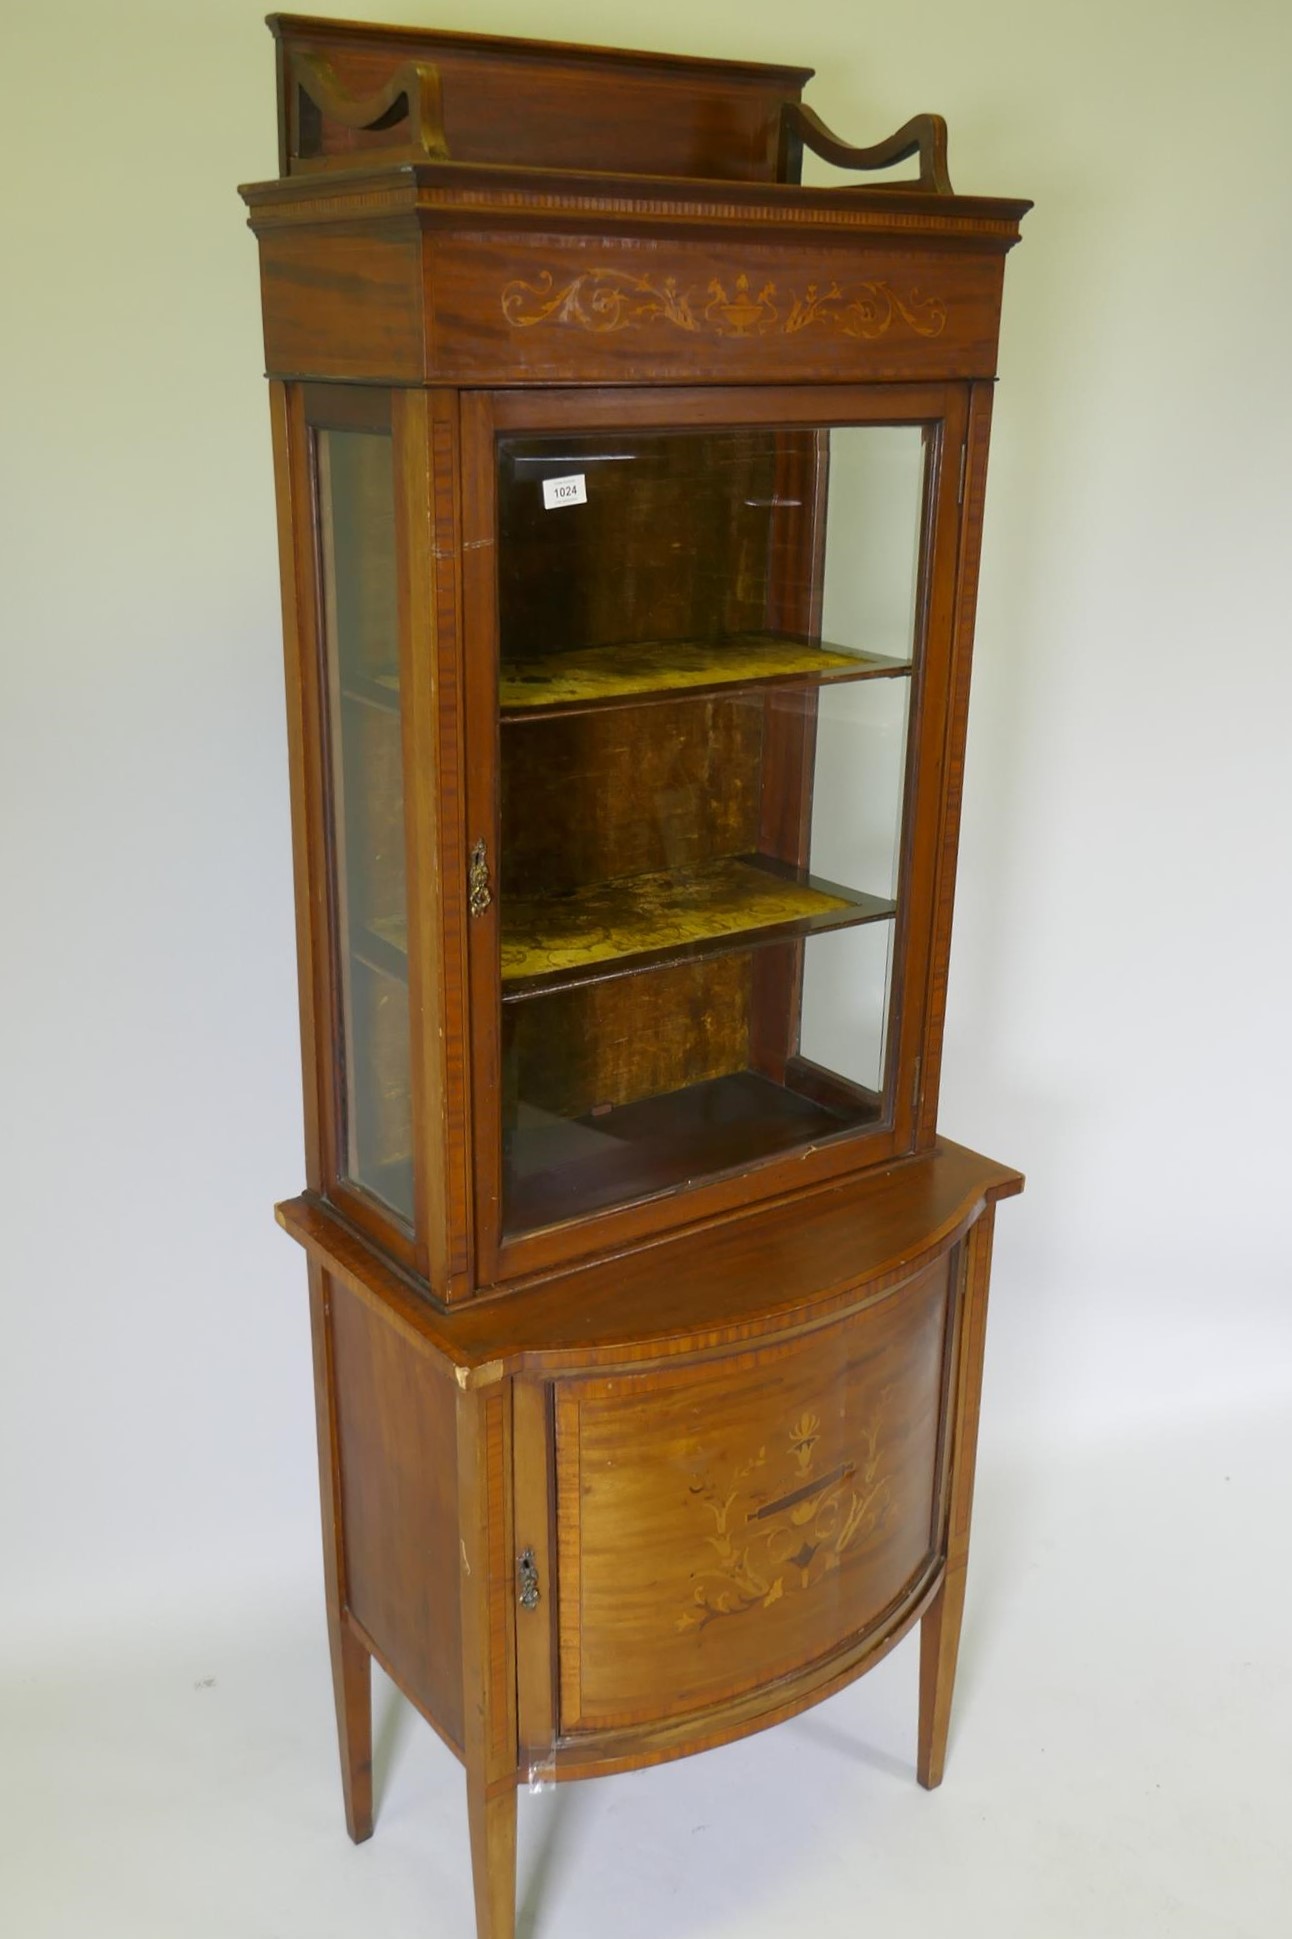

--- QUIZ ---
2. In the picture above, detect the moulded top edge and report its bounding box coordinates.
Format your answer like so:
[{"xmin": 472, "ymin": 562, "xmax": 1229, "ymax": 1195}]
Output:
[
  {"xmin": 239, "ymin": 157, "xmax": 1032, "ymax": 233},
  {"xmin": 275, "ymin": 1141, "xmax": 1023, "ymax": 1361},
  {"xmin": 266, "ymin": 11, "xmax": 816, "ymax": 86}
]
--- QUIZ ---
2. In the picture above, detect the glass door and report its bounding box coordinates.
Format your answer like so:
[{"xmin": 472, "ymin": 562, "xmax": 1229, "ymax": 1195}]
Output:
[{"xmin": 464, "ymin": 386, "xmax": 966, "ymax": 1275}]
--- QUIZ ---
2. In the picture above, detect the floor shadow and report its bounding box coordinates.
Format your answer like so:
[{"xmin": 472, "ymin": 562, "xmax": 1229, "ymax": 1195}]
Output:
[
  {"xmin": 517, "ymin": 1784, "xmax": 589, "ymax": 1939},
  {"xmin": 787, "ymin": 1709, "xmax": 913, "ymax": 1784},
  {"xmin": 370, "ymin": 1676, "xmax": 416, "ymax": 1815}
]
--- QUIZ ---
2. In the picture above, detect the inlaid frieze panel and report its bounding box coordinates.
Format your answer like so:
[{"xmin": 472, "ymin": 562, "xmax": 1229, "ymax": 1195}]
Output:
[{"xmin": 425, "ymin": 236, "xmax": 1005, "ymax": 384}]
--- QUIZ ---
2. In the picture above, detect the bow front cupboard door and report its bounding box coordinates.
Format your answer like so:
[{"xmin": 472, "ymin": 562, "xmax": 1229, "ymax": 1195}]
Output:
[{"xmin": 541, "ymin": 1256, "xmax": 953, "ymax": 1758}]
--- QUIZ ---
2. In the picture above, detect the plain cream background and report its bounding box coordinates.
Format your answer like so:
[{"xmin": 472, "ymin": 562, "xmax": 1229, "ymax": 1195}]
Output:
[{"xmin": 3, "ymin": 2, "xmax": 1290, "ymax": 1932}]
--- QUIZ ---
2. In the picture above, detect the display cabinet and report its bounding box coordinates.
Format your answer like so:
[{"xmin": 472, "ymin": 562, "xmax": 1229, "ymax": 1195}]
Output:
[{"xmin": 242, "ymin": 15, "xmax": 1028, "ymax": 1935}]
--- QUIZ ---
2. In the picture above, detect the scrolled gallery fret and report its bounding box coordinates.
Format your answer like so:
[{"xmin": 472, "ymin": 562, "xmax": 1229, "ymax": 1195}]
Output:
[{"xmin": 501, "ymin": 266, "xmax": 947, "ymax": 341}]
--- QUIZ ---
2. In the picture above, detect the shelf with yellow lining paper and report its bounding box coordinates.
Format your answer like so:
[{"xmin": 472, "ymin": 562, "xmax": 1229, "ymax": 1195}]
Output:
[
  {"xmin": 501, "ymin": 853, "xmax": 895, "ymax": 1001},
  {"xmin": 499, "ymin": 631, "xmax": 910, "ymax": 721}
]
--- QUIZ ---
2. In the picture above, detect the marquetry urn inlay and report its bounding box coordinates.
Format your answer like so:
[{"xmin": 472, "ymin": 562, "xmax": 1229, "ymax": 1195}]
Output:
[{"xmin": 676, "ymin": 1400, "xmax": 897, "ymax": 1632}]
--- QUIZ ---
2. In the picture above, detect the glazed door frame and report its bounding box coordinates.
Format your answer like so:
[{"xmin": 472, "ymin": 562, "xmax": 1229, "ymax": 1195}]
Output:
[
  {"xmin": 277, "ymin": 382, "xmax": 475, "ymax": 1294},
  {"xmin": 461, "ymin": 381, "xmax": 972, "ymax": 1289}
]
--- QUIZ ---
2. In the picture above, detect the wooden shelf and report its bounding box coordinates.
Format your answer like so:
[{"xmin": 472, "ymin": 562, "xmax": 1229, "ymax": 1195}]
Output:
[
  {"xmin": 353, "ymin": 914, "xmax": 409, "ymax": 982},
  {"xmin": 504, "ymin": 1069, "xmax": 880, "ymax": 1233},
  {"xmin": 341, "ymin": 669, "xmax": 401, "ymax": 714},
  {"xmin": 501, "ymin": 854, "xmax": 894, "ymax": 1000},
  {"xmin": 360, "ymin": 637, "xmax": 910, "ymax": 722},
  {"xmin": 352, "ymin": 1152, "xmax": 415, "ymax": 1226},
  {"xmin": 498, "ymin": 632, "xmax": 911, "ymax": 720}
]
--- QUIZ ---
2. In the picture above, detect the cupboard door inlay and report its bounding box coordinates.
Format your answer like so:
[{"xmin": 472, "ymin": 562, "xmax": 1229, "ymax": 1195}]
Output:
[{"xmin": 555, "ymin": 1258, "xmax": 951, "ymax": 1735}]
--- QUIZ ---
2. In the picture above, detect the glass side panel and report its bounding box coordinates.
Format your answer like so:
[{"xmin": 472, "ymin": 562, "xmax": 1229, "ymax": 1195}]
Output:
[
  {"xmin": 316, "ymin": 428, "xmax": 413, "ymax": 1225},
  {"xmin": 495, "ymin": 422, "xmax": 928, "ymax": 1237}
]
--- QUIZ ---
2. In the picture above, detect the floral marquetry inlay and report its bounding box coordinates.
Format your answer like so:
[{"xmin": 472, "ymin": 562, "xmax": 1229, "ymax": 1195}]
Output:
[
  {"xmin": 500, "ymin": 267, "xmax": 948, "ymax": 341},
  {"xmin": 676, "ymin": 1399, "xmax": 896, "ymax": 1633}
]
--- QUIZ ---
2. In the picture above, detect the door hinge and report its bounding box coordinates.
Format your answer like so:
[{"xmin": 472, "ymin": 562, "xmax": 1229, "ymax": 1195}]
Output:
[
  {"xmin": 468, "ymin": 838, "xmax": 492, "ymax": 917},
  {"xmin": 517, "ymin": 1548, "xmax": 540, "ymax": 1611}
]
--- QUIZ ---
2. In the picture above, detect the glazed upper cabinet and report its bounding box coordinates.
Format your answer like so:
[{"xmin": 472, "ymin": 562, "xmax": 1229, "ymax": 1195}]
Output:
[
  {"xmin": 249, "ymin": 16, "xmax": 1029, "ymax": 1302},
  {"xmin": 296, "ymin": 378, "xmax": 974, "ymax": 1289}
]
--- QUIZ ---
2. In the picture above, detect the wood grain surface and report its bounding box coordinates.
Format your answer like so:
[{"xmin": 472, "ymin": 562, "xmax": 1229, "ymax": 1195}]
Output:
[
  {"xmin": 330, "ymin": 1275, "xmax": 465, "ymax": 1751},
  {"xmin": 555, "ymin": 1256, "xmax": 951, "ymax": 1732},
  {"xmin": 277, "ymin": 1138, "xmax": 1021, "ymax": 1377}
]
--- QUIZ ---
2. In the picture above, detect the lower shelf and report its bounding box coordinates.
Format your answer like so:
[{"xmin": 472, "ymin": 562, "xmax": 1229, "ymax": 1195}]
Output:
[
  {"xmin": 502, "ymin": 854, "xmax": 894, "ymax": 1000},
  {"xmin": 503, "ymin": 1067, "xmax": 879, "ymax": 1234}
]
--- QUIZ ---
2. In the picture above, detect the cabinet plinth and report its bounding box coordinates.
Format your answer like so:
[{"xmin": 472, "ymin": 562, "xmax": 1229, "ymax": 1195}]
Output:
[{"xmin": 245, "ymin": 16, "xmax": 1027, "ymax": 1937}]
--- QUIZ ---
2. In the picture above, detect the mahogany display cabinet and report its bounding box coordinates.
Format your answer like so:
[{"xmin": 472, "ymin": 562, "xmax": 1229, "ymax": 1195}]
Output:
[{"xmin": 241, "ymin": 15, "xmax": 1029, "ymax": 1935}]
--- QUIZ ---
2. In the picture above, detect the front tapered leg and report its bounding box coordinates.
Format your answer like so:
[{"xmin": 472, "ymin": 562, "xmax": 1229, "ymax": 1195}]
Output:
[
  {"xmin": 917, "ymin": 1204, "xmax": 997, "ymax": 1791},
  {"xmin": 467, "ymin": 1772, "xmax": 518, "ymax": 1939},
  {"xmin": 457, "ymin": 1377, "xmax": 519, "ymax": 1939},
  {"xmin": 917, "ymin": 1566, "xmax": 967, "ymax": 1789}
]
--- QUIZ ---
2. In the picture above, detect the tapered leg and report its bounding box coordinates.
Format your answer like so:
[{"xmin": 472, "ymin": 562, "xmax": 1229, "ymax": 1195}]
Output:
[
  {"xmin": 917, "ymin": 1565, "xmax": 967, "ymax": 1789},
  {"xmin": 308, "ymin": 1262, "xmax": 374, "ymax": 1842},
  {"xmin": 467, "ymin": 1772, "xmax": 518, "ymax": 1939},
  {"xmin": 917, "ymin": 1204, "xmax": 997, "ymax": 1791},
  {"xmin": 457, "ymin": 1378, "xmax": 519, "ymax": 1939},
  {"xmin": 329, "ymin": 1615, "xmax": 374, "ymax": 1841}
]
